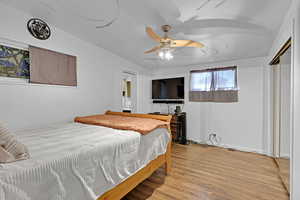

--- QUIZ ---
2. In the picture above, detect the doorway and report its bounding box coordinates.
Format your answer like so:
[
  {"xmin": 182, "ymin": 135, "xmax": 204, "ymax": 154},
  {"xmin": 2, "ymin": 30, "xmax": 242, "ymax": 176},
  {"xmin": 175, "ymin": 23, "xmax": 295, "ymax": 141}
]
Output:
[{"xmin": 121, "ymin": 71, "xmax": 137, "ymax": 113}]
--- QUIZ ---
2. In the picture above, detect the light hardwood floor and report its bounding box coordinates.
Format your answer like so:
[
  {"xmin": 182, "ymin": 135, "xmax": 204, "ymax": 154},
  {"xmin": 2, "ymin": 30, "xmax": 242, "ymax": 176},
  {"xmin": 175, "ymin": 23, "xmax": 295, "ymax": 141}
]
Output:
[
  {"xmin": 123, "ymin": 144, "xmax": 289, "ymax": 200},
  {"xmin": 276, "ymin": 157, "xmax": 290, "ymax": 193}
]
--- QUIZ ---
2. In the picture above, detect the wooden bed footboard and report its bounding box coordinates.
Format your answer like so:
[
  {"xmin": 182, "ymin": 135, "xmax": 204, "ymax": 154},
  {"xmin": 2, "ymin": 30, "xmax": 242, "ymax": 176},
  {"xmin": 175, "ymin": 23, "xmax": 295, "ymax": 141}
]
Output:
[
  {"xmin": 105, "ymin": 110, "xmax": 172, "ymax": 132},
  {"xmin": 98, "ymin": 111, "xmax": 172, "ymax": 200}
]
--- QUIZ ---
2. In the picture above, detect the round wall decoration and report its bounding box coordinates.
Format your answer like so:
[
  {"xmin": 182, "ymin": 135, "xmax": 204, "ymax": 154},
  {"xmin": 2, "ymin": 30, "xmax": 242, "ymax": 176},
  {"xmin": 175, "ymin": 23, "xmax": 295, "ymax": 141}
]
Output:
[{"xmin": 27, "ymin": 18, "xmax": 51, "ymax": 40}]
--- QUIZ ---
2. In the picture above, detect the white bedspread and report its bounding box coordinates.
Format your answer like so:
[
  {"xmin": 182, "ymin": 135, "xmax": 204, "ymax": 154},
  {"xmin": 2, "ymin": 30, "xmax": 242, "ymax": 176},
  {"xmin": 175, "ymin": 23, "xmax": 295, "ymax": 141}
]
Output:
[{"xmin": 0, "ymin": 123, "xmax": 170, "ymax": 200}]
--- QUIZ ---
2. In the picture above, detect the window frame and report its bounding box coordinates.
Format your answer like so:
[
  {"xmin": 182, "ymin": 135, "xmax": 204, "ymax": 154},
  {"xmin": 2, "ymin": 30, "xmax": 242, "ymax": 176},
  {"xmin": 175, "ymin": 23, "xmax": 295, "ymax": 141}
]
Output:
[{"xmin": 190, "ymin": 66, "xmax": 238, "ymax": 92}]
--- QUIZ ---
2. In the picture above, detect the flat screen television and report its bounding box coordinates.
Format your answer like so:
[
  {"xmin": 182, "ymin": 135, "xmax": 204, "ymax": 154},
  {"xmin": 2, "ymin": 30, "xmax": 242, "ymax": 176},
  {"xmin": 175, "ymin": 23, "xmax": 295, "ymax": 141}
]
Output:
[{"xmin": 152, "ymin": 77, "xmax": 184, "ymax": 99}]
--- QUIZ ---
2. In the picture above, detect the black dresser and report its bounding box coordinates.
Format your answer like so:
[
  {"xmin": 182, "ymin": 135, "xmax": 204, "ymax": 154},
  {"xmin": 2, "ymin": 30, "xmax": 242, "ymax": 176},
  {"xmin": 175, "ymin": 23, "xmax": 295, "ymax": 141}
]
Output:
[
  {"xmin": 149, "ymin": 112, "xmax": 187, "ymax": 145},
  {"xmin": 170, "ymin": 112, "xmax": 187, "ymax": 144}
]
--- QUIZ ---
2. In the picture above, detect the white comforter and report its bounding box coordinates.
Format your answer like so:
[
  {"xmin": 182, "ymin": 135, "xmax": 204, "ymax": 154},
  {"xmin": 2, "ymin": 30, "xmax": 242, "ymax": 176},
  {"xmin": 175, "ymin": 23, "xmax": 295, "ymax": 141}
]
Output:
[{"xmin": 0, "ymin": 123, "xmax": 170, "ymax": 200}]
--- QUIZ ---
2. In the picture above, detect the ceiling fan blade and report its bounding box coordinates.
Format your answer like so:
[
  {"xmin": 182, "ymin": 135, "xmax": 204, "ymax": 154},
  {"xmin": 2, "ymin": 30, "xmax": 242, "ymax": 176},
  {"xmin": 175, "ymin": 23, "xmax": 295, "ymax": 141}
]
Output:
[
  {"xmin": 144, "ymin": 46, "xmax": 161, "ymax": 54},
  {"xmin": 146, "ymin": 27, "xmax": 161, "ymax": 42},
  {"xmin": 171, "ymin": 40, "xmax": 204, "ymax": 48}
]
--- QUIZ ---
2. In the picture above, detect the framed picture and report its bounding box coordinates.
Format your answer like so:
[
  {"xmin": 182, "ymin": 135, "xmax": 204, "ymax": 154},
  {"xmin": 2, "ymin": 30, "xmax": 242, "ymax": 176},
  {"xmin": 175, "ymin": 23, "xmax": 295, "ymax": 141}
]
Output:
[{"xmin": 0, "ymin": 44, "xmax": 30, "ymax": 79}]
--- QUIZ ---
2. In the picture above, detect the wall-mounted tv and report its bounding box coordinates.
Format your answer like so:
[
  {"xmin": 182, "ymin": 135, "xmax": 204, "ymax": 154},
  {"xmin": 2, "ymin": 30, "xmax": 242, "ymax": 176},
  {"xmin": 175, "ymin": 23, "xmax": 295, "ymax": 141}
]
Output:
[{"xmin": 152, "ymin": 77, "xmax": 184, "ymax": 99}]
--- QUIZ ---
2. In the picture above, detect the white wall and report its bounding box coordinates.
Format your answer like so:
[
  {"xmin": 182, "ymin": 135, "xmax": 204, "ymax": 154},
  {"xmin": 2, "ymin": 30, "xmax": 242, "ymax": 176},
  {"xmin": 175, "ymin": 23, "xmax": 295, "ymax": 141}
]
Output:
[
  {"xmin": 292, "ymin": 2, "xmax": 300, "ymax": 199},
  {"xmin": 0, "ymin": 4, "xmax": 148, "ymax": 131},
  {"xmin": 268, "ymin": 1, "xmax": 295, "ymax": 62},
  {"xmin": 149, "ymin": 57, "xmax": 269, "ymax": 154},
  {"xmin": 267, "ymin": 0, "xmax": 299, "ymax": 199},
  {"xmin": 137, "ymin": 73, "xmax": 152, "ymax": 114}
]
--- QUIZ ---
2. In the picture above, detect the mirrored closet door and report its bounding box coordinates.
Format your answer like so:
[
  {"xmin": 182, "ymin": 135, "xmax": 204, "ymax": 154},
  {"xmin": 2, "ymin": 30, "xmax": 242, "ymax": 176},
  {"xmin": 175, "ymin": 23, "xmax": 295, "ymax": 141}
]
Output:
[{"xmin": 272, "ymin": 45, "xmax": 291, "ymax": 194}]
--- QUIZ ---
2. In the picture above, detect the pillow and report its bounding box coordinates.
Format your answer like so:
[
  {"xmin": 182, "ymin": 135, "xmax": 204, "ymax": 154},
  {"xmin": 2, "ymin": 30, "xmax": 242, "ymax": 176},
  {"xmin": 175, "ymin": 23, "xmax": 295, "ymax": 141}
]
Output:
[
  {"xmin": 0, "ymin": 122, "xmax": 30, "ymax": 163},
  {"xmin": 0, "ymin": 145, "xmax": 14, "ymax": 163}
]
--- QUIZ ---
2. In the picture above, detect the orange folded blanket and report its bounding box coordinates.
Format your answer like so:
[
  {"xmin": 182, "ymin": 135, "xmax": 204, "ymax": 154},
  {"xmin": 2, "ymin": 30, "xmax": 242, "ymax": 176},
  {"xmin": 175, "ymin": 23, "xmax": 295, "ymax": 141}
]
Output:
[{"xmin": 74, "ymin": 114, "xmax": 168, "ymax": 135}]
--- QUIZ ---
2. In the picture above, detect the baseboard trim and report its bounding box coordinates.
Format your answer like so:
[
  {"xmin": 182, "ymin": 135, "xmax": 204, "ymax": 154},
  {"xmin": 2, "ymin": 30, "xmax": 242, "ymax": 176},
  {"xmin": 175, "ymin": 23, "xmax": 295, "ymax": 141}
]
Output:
[
  {"xmin": 279, "ymin": 154, "xmax": 290, "ymax": 159},
  {"xmin": 187, "ymin": 140, "xmax": 267, "ymax": 155}
]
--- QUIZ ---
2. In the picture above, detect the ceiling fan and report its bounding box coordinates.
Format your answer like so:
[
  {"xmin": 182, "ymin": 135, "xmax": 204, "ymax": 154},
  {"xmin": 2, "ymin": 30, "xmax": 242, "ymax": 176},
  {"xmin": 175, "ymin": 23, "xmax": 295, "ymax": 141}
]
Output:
[{"xmin": 145, "ymin": 25, "xmax": 204, "ymax": 60}]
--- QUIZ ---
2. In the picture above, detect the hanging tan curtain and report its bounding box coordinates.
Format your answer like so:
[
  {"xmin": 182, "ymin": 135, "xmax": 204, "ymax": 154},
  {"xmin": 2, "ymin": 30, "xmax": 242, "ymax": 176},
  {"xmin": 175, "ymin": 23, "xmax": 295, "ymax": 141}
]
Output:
[{"xmin": 29, "ymin": 46, "xmax": 77, "ymax": 86}]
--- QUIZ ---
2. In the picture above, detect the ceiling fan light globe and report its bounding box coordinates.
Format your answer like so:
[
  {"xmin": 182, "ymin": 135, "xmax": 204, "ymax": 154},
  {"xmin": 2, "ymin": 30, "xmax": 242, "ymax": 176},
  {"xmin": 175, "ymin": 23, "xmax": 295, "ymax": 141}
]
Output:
[
  {"xmin": 158, "ymin": 51, "xmax": 165, "ymax": 59},
  {"xmin": 157, "ymin": 48, "xmax": 174, "ymax": 60},
  {"xmin": 165, "ymin": 51, "xmax": 173, "ymax": 60}
]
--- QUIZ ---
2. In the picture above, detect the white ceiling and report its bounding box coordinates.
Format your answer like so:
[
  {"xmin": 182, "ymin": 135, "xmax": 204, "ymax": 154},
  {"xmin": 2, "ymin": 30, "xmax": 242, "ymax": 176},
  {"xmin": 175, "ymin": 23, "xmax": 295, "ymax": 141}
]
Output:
[{"xmin": 0, "ymin": 0, "xmax": 291, "ymax": 69}]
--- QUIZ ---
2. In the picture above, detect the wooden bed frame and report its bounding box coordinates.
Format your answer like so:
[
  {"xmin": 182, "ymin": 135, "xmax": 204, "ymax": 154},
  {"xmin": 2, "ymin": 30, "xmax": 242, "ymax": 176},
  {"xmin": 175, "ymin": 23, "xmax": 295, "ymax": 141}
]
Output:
[{"xmin": 97, "ymin": 111, "xmax": 172, "ymax": 200}]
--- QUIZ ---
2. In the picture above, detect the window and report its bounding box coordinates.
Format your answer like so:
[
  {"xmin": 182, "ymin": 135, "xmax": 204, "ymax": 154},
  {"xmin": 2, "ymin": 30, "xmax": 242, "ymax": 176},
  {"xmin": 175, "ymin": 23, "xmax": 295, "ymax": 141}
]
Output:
[
  {"xmin": 190, "ymin": 71, "xmax": 212, "ymax": 91},
  {"xmin": 189, "ymin": 66, "xmax": 238, "ymax": 102},
  {"xmin": 213, "ymin": 68, "xmax": 238, "ymax": 91}
]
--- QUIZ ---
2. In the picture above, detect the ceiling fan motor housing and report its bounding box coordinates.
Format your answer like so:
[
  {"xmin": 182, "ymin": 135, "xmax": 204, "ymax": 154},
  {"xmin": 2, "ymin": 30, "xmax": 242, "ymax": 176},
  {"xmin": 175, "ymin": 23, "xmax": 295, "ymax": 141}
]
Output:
[
  {"xmin": 160, "ymin": 38, "xmax": 172, "ymax": 47},
  {"xmin": 161, "ymin": 25, "xmax": 172, "ymax": 33}
]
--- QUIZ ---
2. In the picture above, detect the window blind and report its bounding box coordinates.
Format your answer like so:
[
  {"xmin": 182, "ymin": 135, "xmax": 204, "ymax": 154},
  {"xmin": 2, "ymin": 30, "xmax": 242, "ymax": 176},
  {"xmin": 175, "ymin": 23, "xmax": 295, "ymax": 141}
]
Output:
[{"xmin": 29, "ymin": 46, "xmax": 77, "ymax": 86}]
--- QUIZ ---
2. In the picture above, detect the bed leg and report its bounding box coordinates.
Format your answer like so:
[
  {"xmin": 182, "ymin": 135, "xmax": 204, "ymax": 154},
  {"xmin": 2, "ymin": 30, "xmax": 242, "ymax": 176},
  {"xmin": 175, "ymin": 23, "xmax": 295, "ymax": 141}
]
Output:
[{"xmin": 165, "ymin": 142, "xmax": 172, "ymax": 175}]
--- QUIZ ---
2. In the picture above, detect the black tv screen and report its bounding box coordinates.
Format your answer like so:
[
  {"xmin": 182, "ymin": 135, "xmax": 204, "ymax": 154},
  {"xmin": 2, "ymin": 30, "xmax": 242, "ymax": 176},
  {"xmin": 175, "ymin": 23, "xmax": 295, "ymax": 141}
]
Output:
[{"xmin": 152, "ymin": 77, "xmax": 184, "ymax": 99}]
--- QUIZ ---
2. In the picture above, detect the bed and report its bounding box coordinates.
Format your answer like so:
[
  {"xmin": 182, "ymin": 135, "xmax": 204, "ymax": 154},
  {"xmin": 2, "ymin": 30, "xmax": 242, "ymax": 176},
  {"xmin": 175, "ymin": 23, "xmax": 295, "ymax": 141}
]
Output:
[{"xmin": 0, "ymin": 111, "xmax": 172, "ymax": 200}]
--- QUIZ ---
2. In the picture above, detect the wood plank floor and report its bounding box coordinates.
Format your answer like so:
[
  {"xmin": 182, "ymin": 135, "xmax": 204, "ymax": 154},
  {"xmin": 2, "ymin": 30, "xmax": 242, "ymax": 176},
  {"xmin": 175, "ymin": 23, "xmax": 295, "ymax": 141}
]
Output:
[
  {"xmin": 276, "ymin": 157, "xmax": 290, "ymax": 193},
  {"xmin": 123, "ymin": 144, "xmax": 289, "ymax": 200}
]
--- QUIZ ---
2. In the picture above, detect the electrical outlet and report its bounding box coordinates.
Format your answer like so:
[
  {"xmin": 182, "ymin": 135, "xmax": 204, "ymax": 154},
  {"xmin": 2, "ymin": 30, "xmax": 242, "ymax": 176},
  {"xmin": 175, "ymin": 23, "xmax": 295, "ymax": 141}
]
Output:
[
  {"xmin": 209, "ymin": 133, "xmax": 217, "ymax": 138},
  {"xmin": 208, "ymin": 133, "xmax": 220, "ymax": 146}
]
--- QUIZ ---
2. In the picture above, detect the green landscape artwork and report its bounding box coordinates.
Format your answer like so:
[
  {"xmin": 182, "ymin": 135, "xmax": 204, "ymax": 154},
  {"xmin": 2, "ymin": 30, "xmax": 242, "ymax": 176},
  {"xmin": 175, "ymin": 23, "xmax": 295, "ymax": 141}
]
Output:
[{"xmin": 0, "ymin": 44, "xmax": 30, "ymax": 79}]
